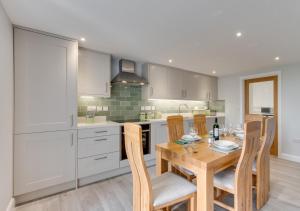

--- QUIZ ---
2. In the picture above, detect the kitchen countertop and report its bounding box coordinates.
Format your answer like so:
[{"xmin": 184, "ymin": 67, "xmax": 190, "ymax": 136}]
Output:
[
  {"xmin": 77, "ymin": 121, "xmax": 120, "ymax": 129},
  {"xmin": 77, "ymin": 115, "xmax": 225, "ymax": 128}
]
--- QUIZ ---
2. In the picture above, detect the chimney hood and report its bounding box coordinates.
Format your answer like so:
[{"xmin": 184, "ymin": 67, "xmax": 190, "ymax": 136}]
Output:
[{"xmin": 111, "ymin": 59, "xmax": 147, "ymax": 86}]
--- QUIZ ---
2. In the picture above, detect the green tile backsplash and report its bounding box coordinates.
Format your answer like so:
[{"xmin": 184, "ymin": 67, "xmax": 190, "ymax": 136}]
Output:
[{"xmin": 78, "ymin": 84, "xmax": 225, "ymax": 121}]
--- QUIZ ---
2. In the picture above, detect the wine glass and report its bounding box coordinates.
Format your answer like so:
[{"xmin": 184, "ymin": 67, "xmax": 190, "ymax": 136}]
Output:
[{"xmin": 190, "ymin": 127, "xmax": 198, "ymax": 137}]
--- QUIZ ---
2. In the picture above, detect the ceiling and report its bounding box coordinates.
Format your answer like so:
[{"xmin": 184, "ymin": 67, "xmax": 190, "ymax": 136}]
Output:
[{"xmin": 2, "ymin": 0, "xmax": 300, "ymax": 76}]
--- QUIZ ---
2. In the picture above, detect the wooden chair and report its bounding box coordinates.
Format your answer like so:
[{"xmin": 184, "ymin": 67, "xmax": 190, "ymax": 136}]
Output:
[
  {"xmin": 166, "ymin": 115, "xmax": 185, "ymax": 143},
  {"xmin": 124, "ymin": 123, "xmax": 196, "ymax": 211},
  {"xmin": 193, "ymin": 114, "xmax": 208, "ymax": 136},
  {"xmin": 245, "ymin": 114, "xmax": 267, "ymax": 137},
  {"xmin": 213, "ymin": 121, "xmax": 261, "ymax": 211},
  {"xmin": 167, "ymin": 115, "xmax": 195, "ymax": 181},
  {"xmin": 252, "ymin": 117, "xmax": 276, "ymax": 209}
]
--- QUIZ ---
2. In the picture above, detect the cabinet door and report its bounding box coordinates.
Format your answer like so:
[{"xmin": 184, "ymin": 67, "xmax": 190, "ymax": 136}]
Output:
[
  {"xmin": 14, "ymin": 28, "xmax": 78, "ymax": 134},
  {"xmin": 78, "ymin": 48, "xmax": 111, "ymax": 97},
  {"xmin": 167, "ymin": 68, "xmax": 183, "ymax": 99},
  {"xmin": 198, "ymin": 75, "xmax": 210, "ymax": 100},
  {"xmin": 182, "ymin": 72, "xmax": 201, "ymax": 100},
  {"xmin": 199, "ymin": 75, "xmax": 218, "ymax": 101},
  {"xmin": 148, "ymin": 65, "xmax": 169, "ymax": 99},
  {"xmin": 14, "ymin": 130, "xmax": 76, "ymax": 195},
  {"xmin": 153, "ymin": 122, "xmax": 169, "ymax": 144},
  {"xmin": 209, "ymin": 77, "xmax": 218, "ymax": 100}
]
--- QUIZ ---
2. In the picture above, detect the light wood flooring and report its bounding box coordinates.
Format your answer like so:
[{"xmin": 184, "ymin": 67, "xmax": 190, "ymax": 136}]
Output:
[{"xmin": 16, "ymin": 157, "xmax": 300, "ymax": 211}]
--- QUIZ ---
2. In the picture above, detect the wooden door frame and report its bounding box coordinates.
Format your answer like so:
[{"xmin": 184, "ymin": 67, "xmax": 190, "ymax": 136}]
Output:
[{"xmin": 240, "ymin": 71, "xmax": 282, "ymax": 157}]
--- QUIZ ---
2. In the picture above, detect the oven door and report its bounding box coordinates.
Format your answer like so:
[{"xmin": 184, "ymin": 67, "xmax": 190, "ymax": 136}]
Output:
[{"xmin": 121, "ymin": 124, "xmax": 151, "ymax": 160}]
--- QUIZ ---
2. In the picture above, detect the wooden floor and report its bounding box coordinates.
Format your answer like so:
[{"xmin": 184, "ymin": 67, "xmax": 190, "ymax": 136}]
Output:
[{"xmin": 16, "ymin": 157, "xmax": 300, "ymax": 211}]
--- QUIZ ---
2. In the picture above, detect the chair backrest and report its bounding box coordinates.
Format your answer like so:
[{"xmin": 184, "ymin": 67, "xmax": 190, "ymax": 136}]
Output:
[
  {"xmin": 124, "ymin": 123, "xmax": 152, "ymax": 210},
  {"xmin": 256, "ymin": 117, "xmax": 276, "ymax": 194},
  {"xmin": 235, "ymin": 121, "xmax": 261, "ymax": 210},
  {"xmin": 193, "ymin": 114, "xmax": 208, "ymax": 136},
  {"xmin": 245, "ymin": 114, "xmax": 267, "ymax": 136},
  {"xmin": 167, "ymin": 115, "xmax": 184, "ymax": 143}
]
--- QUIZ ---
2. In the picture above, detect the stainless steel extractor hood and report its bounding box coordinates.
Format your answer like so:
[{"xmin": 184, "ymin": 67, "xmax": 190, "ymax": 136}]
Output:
[{"xmin": 111, "ymin": 59, "xmax": 147, "ymax": 86}]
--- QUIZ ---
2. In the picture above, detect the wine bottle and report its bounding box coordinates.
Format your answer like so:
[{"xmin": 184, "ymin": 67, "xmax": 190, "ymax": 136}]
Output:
[{"xmin": 213, "ymin": 118, "xmax": 219, "ymax": 141}]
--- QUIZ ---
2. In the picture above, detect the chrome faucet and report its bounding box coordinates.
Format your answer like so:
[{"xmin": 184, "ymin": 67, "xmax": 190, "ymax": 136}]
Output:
[{"xmin": 178, "ymin": 104, "xmax": 189, "ymax": 114}]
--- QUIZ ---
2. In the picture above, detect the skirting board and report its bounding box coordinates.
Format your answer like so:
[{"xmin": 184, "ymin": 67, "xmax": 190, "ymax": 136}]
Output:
[
  {"xmin": 6, "ymin": 198, "xmax": 15, "ymax": 211},
  {"xmin": 280, "ymin": 153, "xmax": 300, "ymax": 163}
]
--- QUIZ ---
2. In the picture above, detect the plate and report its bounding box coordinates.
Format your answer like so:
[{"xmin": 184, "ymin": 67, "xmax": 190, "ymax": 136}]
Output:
[
  {"xmin": 182, "ymin": 134, "xmax": 201, "ymax": 142},
  {"xmin": 213, "ymin": 140, "xmax": 239, "ymax": 150}
]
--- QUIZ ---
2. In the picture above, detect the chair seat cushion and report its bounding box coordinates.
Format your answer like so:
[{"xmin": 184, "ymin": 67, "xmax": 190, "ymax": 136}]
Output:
[
  {"xmin": 178, "ymin": 166, "xmax": 195, "ymax": 176},
  {"xmin": 214, "ymin": 168, "xmax": 235, "ymax": 191},
  {"xmin": 252, "ymin": 159, "xmax": 257, "ymax": 172},
  {"xmin": 152, "ymin": 172, "xmax": 196, "ymax": 207}
]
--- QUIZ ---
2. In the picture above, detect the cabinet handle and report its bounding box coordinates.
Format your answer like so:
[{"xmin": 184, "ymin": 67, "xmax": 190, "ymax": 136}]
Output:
[
  {"xmin": 71, "ymin": 133, "xmax": 74, "ymax": 146},
  {"xmin": 70, "ymin": 114, "xmax": 74, "ymax": 127},
  {"xmin": 161, "ymin": 123, "xmax": 167, "ymax": 126},
  {"xmin": 94, "ymin": 156, "xmax": 107, "ymax": 161},
  {"xmin": 185, "ymin": 90, "xmax": 187, "ymax": 98},
  {"xmin": 150, "ymin": 87, "xmax": 154, "ymax": 97},
  {"xmin": 94, "ymin": 138, "xmax": 107, "ymax": 142},
  {"xmin": 106, "ymin": 82, "xmax": 109, "ymax": 93},
  {"xmin": 95, "ymin": 130, "xmax": 107, "ymax": 134}
]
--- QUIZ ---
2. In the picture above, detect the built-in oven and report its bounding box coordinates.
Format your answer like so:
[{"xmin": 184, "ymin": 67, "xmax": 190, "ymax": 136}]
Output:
[{"xmin": 121, "ymin": 123, "xmax": 151, "ymax": 160}]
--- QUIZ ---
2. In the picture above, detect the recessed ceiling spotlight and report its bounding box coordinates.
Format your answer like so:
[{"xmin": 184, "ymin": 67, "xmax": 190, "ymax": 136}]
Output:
[
  {"xmin": 80, "ymin": 37, "xmax": 86, "ymax": 42},
  {"xmin": 212, "ymin": 70, "xmax": 217, "ymax": 74},
  {"xmin": 168, "ymin": 59, "xmax": 173, "ymax": 63},
  {"xmin": 275, "ymin": 56, "xmax": 280, "ymax": 61},
  {"xmin": 236, "ymin": 32, "xmax": 242, "ymax": 38}
]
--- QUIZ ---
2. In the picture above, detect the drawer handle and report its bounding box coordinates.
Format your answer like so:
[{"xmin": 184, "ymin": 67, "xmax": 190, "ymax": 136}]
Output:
[
  {"xmin": 94, "ymin": 138, "xmax": 107, "ymax": 142},
  {"xmin": 94, "ymin": 156, "xmax": 107, "ymax": 161},
  {"xmin": 161, "ymin": 124, "xmax": 167, "ymax": 126},
  {"xmin": 95, "ymin": 131, "xmax": 107, "ymax": 134}
]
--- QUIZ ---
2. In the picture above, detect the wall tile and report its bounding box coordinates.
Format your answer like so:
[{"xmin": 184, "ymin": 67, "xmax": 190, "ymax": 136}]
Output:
[{"xmin": 78, "ymin": 84, "xmax": 225, "ymax": 121}]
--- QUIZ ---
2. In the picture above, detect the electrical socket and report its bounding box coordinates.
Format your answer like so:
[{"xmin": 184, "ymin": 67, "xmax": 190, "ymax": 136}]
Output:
[
  {"xmin": 141, "ymin": 106, "xmax": 145, "ymax": 111},
  {"xmin": 103, "ymin": 106, "xmax": 109, "ymax": 111},
  {"xmin": 145, "ymin": 106, "xmax": 151, "ymax": 111},
  {"xmin": 96, "ymin": 106, "xmax": 102, "ymax": 111}
]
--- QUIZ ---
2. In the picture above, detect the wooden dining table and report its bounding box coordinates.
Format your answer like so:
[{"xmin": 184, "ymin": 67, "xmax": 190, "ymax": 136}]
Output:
[{"xmin": 155, "ymin": 137, "xmax": 242, "ymax": 211}]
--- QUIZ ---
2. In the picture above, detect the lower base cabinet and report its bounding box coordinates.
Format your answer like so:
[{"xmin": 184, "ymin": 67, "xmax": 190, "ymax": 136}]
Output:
[
  {"xmin": 78, "ymin": 152, "xmax": 119, "ymax": 178},
  {"xmin": 14, "ymin": 130, "xmax": 76, "ymax": 196}
]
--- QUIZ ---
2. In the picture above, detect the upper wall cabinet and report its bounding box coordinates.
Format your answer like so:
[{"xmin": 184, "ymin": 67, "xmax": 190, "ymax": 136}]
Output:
[
  {"xmin": 14, "ymin": 28, "xmax": 78, "ymax": 134},
  {"xmin": 78, "ymin": 48, "xmax": 111, "ymax": 97},
  {"xmin": 143, "ymin": 63, "xmax": 218, "ymax": 101},
  {"xmin": 143, "ymin": 64, "xmax": 169, "ymax": 99}
]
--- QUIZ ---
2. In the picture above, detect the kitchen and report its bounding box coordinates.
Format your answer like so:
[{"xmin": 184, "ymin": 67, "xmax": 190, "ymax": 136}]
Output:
[{"xmin": 1, "ymin": 1, "xmax": 300, "ymax": 211}]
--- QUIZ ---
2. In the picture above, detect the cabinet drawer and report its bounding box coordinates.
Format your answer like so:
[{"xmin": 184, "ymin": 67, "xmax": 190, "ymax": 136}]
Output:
[
  {"xmin": 78, "ymin": 126, "xmax": 120, "ymax": 138},
  {"xmin": 78, "ymin": 135, "xmax": 120, "ymax": 158},
  {"xmin": 78, "ymin": 152, "xmax": 119, "ymax": 178}
]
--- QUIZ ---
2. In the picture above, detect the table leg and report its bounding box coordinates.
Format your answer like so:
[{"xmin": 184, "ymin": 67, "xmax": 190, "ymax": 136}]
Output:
[
  {"xmin": 196, "ymin": 168, "xmax": 214, "ymax": 211},
  {"xmin": 156, "ymin": 149, "xmax": 168, "ymax": 176}
]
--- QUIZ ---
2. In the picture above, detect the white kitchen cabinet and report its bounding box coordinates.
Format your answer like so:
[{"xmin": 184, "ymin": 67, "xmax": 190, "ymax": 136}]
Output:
[
  {"xmin": 78, "ymin": 48, "xmax": 111, "ymax": 97},
  {"xmin": 77, "ymin": 126, "xmax": 120, "ymax": 179},
  {"xmin": 143, "ymin": 64, "xmax": 169, "ymax": 99},
  {"xmin": 78, "ymin": 152, "xmax": 119, "ymax": 178},
  {"xmin": 167, "ymin": 68, "xmax": 183, "ymax": 99},
  {"xmin": 199, "ymin": 75, "xmax": 218, "ymax": 101},
  {"xmin": 152, "ymin": 122, "xmax": 169, "ymax": 144},
  {"xmin": 143, "ymin": 63, "xmax": 218, "ymax": 101},
  {"xmin": 78, "ymin": 135, "xmax": 120, "ymax": 159},
  {"xmin": 14, "ymin": 28, "xmax": 78, "ymax": 134},
  {"xmin": 14, "ymin": 130, "xmax": 76, "ymax": 195},
  {"xmin": 182, "ymin": 72, "xmax": 201, "ymax": 100}
]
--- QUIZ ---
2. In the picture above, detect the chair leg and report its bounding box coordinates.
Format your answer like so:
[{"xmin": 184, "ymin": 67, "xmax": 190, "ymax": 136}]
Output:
[{"xmin": 188, "ymin": 194, "xmax": 196, "ymax": 211}]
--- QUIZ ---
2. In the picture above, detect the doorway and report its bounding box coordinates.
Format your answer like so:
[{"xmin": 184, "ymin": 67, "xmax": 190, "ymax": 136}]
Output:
[{"xmin": 244, "ymin": 76, "xmax": 278, "ymax": 156}]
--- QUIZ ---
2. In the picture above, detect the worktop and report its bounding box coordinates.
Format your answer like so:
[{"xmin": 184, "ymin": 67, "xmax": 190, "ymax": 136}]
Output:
[{"xmin": 77, "ymin": 115, "xmax": 225, "ymax": 128}]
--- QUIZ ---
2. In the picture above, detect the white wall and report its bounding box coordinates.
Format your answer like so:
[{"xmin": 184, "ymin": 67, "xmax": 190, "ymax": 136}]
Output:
[
  {"xmin": 218, "ymin": 64, "xmax": 300, "ymax": 160},
  {"xmin": 0, "ymin": 3, "xmax": 13, "ymax": 211}
]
